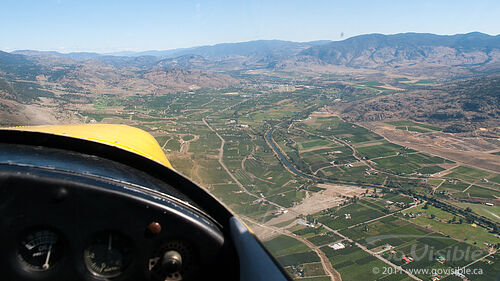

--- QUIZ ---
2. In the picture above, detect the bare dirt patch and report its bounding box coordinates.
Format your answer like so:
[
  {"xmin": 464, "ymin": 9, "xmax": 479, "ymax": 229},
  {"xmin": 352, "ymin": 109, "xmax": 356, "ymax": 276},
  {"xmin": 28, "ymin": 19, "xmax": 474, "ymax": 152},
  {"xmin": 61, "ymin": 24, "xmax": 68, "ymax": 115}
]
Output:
[
  {"xmin": 353, "ymin": 141, "xmax": 385, "ymax": 148},
  {"xmin": 310, "ymin": 112, "xmax": 338, "ymax": 118},
  {"xmin": 364, "ymin": 122, "xmax": 500, "ymax": 173},
  {"xmin": 292, "ymin": 184, "xmax": 365, "ymax": 215},
  {"xmin": 263, "ymin": 184, "xmax": 366, "ymax": 228},
  {"xmin": 300, "ymin": 146, "xmax": 336, "ymax": 153}
]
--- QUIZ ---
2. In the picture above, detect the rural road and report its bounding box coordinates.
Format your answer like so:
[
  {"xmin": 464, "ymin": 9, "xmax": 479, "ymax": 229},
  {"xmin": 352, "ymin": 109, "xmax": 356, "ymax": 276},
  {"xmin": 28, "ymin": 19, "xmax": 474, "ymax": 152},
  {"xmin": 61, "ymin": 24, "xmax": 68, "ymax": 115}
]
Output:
[{"xmin": 241, "ymin": 214, "xmax": 342, "ymax": 281}]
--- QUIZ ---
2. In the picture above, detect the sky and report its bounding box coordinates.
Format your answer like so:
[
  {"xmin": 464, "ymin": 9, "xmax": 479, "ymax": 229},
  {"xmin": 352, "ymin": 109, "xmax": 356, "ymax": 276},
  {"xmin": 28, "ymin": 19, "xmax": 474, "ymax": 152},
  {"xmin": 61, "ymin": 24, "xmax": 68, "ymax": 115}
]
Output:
[{"xmin": 1, "ymin": 0, "xmax": 499, "ymax": 53}]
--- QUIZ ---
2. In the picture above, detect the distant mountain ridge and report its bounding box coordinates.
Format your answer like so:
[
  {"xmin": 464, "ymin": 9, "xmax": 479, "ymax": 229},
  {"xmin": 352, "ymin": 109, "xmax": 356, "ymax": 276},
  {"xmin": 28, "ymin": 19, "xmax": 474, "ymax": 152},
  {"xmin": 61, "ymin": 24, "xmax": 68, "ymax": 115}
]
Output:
[
  {"xmin": 9, "ymin": 33, "xmax": 500, "ymax": 74},
  {"xmin": 12, "ymin": 40, "xmax": 332, "ymax": 60},
  {"xmin": 107, "ymin": 40, "xmax": 332, "ymax": 59},
  {"xmin": 298, "ymin": 32, "xmax": 500, "ymax": 69},
  {"xmin": 12, "ymin": 50, "xmax": 102, "ymax": 60}
]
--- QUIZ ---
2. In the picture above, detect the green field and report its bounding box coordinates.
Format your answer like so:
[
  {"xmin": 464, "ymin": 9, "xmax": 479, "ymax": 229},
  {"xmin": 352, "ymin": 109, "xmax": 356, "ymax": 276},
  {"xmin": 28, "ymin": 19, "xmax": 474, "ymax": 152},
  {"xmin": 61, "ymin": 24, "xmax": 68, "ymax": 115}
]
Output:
[
  {"xmin": 321, "ymin": 243, "xmax": 392, "ymax": 280},
  {"xmin": 264, "ymin": 235, "xmax": 310, "ymax": 257},
  {"xmin": 307, "ymin": 232, "xmax": 342, "ymax": 246},
  {"xmin": 444, "ymin": 166, "xmax": 495, "ymax": 182},
  {"xmin": 300, "ymin": 116, "xmax": 383, "ymax": 143},
  {"xmin": 357, "ymin": 81, "xmax": 385, "ymax": 86},
  {"xmin": 467, "ymin": 186, "xmax": 500, "ymax": 199},
  {"xmin": 405, "ymin": 206, "xmax": 498, "ymax": 246},
  {"xmin": 340, "ymin": 216, "xmax": 430, "ymax": 249},
  {"xmin": 356, "ymin": 142, "xmax": 414, "ymax": 159},
  {"xmin": 385, "ymin": 120, "xmax": 442, "ymax": 131},
  {"xmin": 427, "ymin": 179, "xmax": 444, "ymax": 186},
  {"xmin": 277, "ymin": 251, "xmax": 320, "ymax": 266},
  {"xmin": 373, "ymin": 152, "xmax": 449, "ymax": 175},
  {"xmin": 181, "ymin": 134, "xmax": 195, "ymax": 141},
  {"xmin": 315, "ymin": 201, "xmax": 386, "ymax": 230},
  {"xmin": 453, "ymin": 202, "xmax": 500, "ymax": 223},
  {"xmin": 302, "ymin": 263, "xmax": 326, "ymax": 277},
  {"xmin": 413, "ymin": 79, "xmax": 438, "ymax": 84},
  {"xmin": 298, "ymin": 139, "xmax": 333, "ymax": 150},
  {"xmin": 406, "ymin": 205, "xmax": 455, "ymax": 221},
  {"xmin": 417, "ymin": 165, "xmax": 445, "ymax": 175}
]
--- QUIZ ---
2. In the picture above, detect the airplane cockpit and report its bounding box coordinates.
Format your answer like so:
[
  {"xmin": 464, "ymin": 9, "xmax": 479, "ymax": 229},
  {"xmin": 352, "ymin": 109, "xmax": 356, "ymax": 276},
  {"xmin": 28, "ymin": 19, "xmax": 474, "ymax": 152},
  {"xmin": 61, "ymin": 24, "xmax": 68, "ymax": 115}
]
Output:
[{"xmin": 0, "ymin": 125, "xmax": 291, "ymax": 281}]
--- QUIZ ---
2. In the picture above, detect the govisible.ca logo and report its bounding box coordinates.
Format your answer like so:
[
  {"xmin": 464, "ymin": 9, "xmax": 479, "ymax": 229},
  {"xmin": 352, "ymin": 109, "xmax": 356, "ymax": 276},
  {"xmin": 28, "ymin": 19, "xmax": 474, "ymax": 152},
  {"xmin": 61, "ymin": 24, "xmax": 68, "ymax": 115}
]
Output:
[{"xmin": 366, "ymin": 235, "xmax": 486, "ymax": 263}]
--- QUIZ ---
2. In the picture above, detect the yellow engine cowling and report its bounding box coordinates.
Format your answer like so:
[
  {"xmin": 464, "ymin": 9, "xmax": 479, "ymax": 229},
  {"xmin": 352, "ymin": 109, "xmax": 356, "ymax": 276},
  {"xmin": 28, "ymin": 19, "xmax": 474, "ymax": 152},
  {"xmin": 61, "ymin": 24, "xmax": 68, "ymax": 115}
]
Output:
[{"xmin": 3, "ymin": 124, "xmax": 172, "ymax": 169}]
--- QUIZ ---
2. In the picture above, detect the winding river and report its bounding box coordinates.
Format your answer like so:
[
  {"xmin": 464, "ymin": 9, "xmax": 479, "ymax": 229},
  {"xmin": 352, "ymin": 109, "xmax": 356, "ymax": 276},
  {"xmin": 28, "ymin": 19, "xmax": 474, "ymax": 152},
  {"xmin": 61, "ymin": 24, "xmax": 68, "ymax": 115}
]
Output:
[{"xmin": 265, "ymin": 128, "xmax": 314, "ymax": 180}]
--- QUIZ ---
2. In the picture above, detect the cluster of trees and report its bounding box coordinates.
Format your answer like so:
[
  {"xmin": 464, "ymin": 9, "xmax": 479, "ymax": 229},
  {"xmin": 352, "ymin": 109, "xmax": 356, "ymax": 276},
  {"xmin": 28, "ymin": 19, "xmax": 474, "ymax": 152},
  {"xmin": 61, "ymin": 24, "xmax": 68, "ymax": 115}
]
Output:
[{"xmin": 421, "ymin": 197, "xmax": 499, "ymax": 234}]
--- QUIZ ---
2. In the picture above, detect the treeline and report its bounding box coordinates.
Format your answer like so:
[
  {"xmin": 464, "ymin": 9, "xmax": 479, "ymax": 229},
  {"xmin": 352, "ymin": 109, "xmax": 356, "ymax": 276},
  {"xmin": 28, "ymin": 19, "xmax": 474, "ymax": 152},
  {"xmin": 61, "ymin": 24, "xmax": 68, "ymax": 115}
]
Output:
[{"xmin": 400, "ymin": 188, "xmax": 500, "ymax": 235}]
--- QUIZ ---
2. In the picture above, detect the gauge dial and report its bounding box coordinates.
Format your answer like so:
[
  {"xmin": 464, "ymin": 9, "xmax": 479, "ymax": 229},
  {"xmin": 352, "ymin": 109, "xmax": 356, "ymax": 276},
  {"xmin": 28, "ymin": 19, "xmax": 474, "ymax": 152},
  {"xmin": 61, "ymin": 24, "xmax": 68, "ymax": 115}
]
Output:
[
  {"xmin": 84, "ymin": 232, "xmax": 132, "ymax": 278},
  {"xmin": 18, "ymin": 229, "xmax": 62, "ymax": 271}
]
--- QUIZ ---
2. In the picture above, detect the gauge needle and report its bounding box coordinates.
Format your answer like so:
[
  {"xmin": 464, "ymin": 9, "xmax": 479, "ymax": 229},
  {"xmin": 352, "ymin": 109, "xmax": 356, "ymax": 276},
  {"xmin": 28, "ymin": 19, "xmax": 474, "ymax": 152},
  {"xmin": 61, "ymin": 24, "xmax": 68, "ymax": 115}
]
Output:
[
  {"xmin": 108, "ymin": 234, "xmax": 112, "ymax": 251},
  {"xmin": 42, "ymin": 244, "xmax": 52, "ymax": 270}
]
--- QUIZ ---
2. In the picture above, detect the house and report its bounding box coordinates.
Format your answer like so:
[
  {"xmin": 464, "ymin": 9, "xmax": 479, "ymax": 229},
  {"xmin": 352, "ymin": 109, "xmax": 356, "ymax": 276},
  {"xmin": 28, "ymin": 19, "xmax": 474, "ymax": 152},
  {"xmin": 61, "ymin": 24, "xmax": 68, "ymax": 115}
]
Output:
[
  {"xmin": 297, "ymin": 220, "xmax": 314, "ymax": 228},
  {"xmin": 345, "ymin": 213, "xmax": 351, "ymax": 219},
  {"xmin": 329, "ymin": 242, "xmax": 345, "ymax": 250},
  {"xmin": 402, "ymin": 255, "xmax": 414, "ymax": 264}
]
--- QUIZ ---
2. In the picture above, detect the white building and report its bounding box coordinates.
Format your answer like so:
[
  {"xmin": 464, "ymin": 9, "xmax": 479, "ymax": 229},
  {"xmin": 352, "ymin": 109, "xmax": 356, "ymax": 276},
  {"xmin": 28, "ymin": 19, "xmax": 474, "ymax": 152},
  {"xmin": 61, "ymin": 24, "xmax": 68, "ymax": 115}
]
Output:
[{"xmin": 329, "ymin": 242, "xmax": 345, "ymax": 250}]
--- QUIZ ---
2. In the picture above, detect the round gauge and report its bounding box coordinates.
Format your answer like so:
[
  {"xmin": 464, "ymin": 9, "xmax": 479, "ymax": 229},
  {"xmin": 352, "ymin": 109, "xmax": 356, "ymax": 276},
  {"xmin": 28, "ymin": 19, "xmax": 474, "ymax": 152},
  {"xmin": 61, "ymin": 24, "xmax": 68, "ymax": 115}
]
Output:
[
  {"xmin": 18, "ymin": 229, "xmax": 62, "ymax": 271},
  {"xmin": 83, "ymin": 232, "xmax": 132, "ymax": 278}
]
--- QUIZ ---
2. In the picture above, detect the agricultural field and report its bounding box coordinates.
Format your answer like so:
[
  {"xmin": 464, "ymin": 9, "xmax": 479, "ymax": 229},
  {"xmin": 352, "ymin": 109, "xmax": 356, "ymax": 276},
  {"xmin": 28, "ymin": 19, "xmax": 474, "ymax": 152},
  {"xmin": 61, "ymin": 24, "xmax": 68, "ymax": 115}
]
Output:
[
  {"xmin": 340, "ymin": 215, "xmax": 430, "ymax": 247},
  {"xmin": 320, "ymin": 243, "xmax": 395, "ymax": 280},
  {"xmin": 298, "ymin": 116, "xmax": 384, "ymax": 144},
  {"xmin": 307, "ymin": 232, "xmax": 343, "ymax": 246},
  {"xmin": 385, "ymin": 120, "xmax": 442, "ymax": 131},
  {"xmin": 444, "ymin": 166, "xmax": 500, "ymax": 184},
  {"xmin": 403, "ymin": 205, "xmax": 498, "ymax": 247},
  {"xmin": 427, "ymin": 178, "xmax": 444, "ymax": 186},
  {"xmin": 452, "ymin": 202, "xmax": 500, "ymax": 223},
  {"xmin": 264, "ymin": 235, "xmax": 329, "ymax": 280},
  {"xmin": 373, "ymin": 152, "xmax": 451, "ymax": 175},
  {"xmin": 356, "ymin": 142, "xmax": 415, "ymax": 159},
  {"xmin": 79, "ymin": 81, "xmax": 499, "ymax": 281},
  {"xmin": 463, "ymin": 252, "xmax": 500, "ymax": 281},
  {"xmin": 264, "ymin": 235, "xmax": 311, "ymax": 256},
  {"xmin": 312, "ymin": 194, "xmax": 414, "ymax": 231},
  {"xmin": 315, "ymin": 202, "xmax": 386, "ymax": 230},
  {"xmin": 337, "ymin": 213, "xmax": 492, "ymax": 280}
]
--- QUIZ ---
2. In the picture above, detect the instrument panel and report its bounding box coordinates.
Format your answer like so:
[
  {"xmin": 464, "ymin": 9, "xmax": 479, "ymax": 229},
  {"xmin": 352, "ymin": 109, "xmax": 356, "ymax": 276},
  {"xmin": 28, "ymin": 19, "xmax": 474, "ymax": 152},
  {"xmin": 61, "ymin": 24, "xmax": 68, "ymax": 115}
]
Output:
[{"xmin": 0, "ymin": 144, "xmax": 233, "ymax": 281}]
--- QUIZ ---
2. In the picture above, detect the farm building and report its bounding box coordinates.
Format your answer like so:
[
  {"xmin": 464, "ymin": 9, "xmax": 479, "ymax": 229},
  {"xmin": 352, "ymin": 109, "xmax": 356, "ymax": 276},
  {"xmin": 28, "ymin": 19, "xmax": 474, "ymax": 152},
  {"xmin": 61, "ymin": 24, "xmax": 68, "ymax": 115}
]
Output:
[{"xmin": 329, "ymin": 242, "xmax": 345, "ymax": 250}]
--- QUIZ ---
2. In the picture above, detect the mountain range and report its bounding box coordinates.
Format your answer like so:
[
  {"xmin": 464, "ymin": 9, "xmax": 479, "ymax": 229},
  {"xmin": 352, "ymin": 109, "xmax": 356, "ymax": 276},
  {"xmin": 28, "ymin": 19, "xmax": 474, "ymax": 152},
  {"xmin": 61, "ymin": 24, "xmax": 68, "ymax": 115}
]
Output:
[
  {"xmin": 1, "ymin": 32, "xmax": 499, "ymax": 127},
  {"xmin": 8, "ymin": 32, "xmax": 499, "ymax": 72}
]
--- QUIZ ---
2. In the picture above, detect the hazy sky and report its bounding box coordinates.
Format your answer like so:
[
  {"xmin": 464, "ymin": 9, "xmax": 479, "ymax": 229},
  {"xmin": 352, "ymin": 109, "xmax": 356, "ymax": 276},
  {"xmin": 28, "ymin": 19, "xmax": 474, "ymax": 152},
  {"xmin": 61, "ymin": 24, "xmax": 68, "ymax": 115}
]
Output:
[{"xmin": 1, "ymin": 0, "xmax": 499, "ymax": 53}]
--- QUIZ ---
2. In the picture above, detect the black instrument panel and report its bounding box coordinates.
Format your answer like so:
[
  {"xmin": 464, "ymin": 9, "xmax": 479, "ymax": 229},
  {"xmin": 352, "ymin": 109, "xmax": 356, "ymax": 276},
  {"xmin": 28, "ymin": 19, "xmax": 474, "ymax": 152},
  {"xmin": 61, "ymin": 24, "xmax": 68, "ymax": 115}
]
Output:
[{"xmin": 0, "ymin": 143, "xmax": 232, "ymax": 281}]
